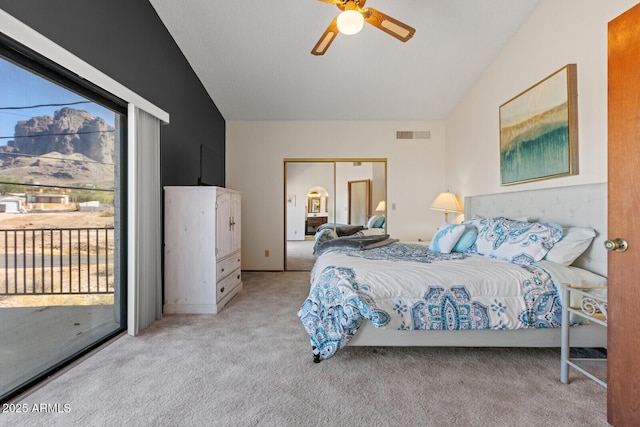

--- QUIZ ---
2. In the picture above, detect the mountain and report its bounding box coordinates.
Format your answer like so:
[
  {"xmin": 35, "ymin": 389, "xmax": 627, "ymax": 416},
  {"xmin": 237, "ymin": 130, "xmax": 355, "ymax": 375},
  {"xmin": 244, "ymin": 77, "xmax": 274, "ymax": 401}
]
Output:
[
  {"xmin": 0, "ymin": 108, "xmax": 115, "ymax": 190},
  {"xmin": 4, "ymin": 107, "xmax": 114, "ymax": 163}
]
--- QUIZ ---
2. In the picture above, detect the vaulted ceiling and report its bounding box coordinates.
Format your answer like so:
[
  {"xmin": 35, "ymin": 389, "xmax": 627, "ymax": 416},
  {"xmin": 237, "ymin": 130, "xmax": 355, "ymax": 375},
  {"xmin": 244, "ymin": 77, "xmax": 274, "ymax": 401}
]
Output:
[{"xmin": 149, "ymin": 0, "xmax": 540, "ymax": 121}]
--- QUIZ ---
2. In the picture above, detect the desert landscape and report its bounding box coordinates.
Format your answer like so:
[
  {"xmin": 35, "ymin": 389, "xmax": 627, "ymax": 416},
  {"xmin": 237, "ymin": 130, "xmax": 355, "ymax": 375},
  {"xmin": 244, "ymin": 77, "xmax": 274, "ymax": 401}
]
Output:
[
  {"xmin": 0, "ymin": 106, "xmax": 118, "ymax": 308},
  {"xmin": 0, "ymin": 210, "xmax": 115, "ymax": 308},
  {"xmin": 0, "ymin": 210, "xmax": 114, "ymax": 229}
]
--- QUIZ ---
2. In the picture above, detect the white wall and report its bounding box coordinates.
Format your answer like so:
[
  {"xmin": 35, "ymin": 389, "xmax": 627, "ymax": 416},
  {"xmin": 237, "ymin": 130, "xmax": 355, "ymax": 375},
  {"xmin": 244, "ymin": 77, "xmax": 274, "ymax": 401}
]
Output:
[
  {"xmin": 371, "ymin": 162, "xmax": 386, "ymax": 216},
  {"xmin": 228, "ymin": 0, "xmax": 639, "ymax": 271},
  {"xmin": 285, "ymin": 162, "xmax": 333, "ymax": 240},
  {"xmin": 445, "ymin": 0, "xmax": 638, "ymax": 197},
  {"xmin": 227, "ymin": 121, "xmax": 446, "ymax": 270},
  {"xmin": 334, "ymin": 162, "xmax": 380, "ymax": 224}
]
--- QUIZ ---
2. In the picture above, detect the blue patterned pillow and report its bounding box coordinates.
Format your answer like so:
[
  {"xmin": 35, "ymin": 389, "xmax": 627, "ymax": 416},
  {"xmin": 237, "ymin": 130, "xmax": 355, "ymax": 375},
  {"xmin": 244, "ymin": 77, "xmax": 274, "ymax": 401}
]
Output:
[
  {"xmin": 430, "ymin": 224, "xmax": 466, "ymax": 254},
  {"xmin": 474, "ymin": 217, "xmax": 563, "ymax": 263}
]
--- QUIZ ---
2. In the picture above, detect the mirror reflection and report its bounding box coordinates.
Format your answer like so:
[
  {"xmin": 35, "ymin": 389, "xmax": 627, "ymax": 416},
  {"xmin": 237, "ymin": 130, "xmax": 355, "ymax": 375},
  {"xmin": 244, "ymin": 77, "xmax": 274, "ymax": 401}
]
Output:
[{"xmin": 285, "ymin": 160, "xmax": 386, "ymax": 271}]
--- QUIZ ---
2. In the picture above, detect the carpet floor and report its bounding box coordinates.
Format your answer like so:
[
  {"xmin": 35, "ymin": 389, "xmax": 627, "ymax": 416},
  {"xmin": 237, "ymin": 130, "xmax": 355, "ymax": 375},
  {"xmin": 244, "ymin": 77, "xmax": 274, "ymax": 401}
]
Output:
[
  {"xmin": 5, "ymin": 271, "xmax": 608, "ymax": 426},
  {"xmin": 286, "ymin": 239, "xmax": 316, "ymax": 271}
]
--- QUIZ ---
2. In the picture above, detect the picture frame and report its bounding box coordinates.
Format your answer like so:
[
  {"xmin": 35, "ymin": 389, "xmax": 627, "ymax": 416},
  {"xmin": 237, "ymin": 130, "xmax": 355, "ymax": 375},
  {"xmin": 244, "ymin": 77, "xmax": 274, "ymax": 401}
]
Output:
[
  {"xmin": 499, "ymin": 64, "xmax": 578, "ymax": 185},
  {"xmin": 308, "ymin": 194, "xmax": 321, "ymax": 213}
]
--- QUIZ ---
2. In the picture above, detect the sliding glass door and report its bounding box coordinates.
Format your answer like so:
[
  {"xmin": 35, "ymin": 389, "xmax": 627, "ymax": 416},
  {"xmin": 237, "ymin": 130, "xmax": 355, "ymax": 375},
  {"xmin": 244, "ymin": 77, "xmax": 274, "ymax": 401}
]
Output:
[{"xmin": 0, "ymin": 38, "xmax": 126, "ymax": 401}]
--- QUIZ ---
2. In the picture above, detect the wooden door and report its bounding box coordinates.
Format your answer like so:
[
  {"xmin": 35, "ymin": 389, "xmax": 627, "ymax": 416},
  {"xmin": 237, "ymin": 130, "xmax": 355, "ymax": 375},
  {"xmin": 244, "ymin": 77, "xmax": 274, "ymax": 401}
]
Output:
[
  {"xmin": 348, "ymin": 179, "xmax": 371, "ymax": 225},
  {"xmin": 608, "ymin": 4, "xmax": 640, "ymax": 425}
]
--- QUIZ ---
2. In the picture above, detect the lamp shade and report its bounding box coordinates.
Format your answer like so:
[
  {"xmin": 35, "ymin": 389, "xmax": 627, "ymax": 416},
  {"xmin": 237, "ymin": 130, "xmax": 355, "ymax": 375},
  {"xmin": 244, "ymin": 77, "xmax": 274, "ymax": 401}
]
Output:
[
  {"xmin": 430, "ymin": 191, "xmax": 462, "ymax": 214},
  {"xmin": 375, "ymin": 200, "xmax": 386, "ymax": 212},
  {"xmin": 337, "ymin": 10, "xmax": 364, "ymax": 35}
]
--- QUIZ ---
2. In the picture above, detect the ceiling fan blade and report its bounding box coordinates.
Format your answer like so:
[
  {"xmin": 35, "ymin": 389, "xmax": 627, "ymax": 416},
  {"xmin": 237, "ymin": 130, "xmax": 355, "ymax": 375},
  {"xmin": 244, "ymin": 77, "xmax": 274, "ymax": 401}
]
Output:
[
  {"xmin": 311, "ymin": 18, "xmax": 339, "ymax": 56},
  {"xmin": 363, "ymin": 8, "xmax": 415, "ymax": 42}
]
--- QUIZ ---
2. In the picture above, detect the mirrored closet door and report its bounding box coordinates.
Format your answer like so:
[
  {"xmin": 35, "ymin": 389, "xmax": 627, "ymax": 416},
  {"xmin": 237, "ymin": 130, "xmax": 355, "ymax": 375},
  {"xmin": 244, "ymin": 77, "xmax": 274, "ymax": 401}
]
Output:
[{"xmin": 284, "ymin": 159, "xmax": 386, "ymax": 271}]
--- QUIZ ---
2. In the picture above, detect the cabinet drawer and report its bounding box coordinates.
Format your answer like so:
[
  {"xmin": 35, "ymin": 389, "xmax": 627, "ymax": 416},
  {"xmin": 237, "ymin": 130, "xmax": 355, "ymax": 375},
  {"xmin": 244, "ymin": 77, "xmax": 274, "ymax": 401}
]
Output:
[
  {"xmin": 307, "ymin": 217, "xmax": 326, "ymax": 226},
  {"xmin": 217, "ymin": 253, "xmax": 241, "ymax": 280},
  {"xmin": 217, "ymin": 268, "xmax": 241, "ymax": 302}
]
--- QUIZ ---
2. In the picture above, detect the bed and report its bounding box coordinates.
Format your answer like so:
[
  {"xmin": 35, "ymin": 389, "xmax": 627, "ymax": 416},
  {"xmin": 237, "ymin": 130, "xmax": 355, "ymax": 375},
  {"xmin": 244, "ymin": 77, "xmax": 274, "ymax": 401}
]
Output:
[
  {"xmin": 298, "ymin": 183, "xmax": 608, "ymax": 362},
  {"xmin": 313, "ymin": 219, "xmax": 386, "ymax": 254}
]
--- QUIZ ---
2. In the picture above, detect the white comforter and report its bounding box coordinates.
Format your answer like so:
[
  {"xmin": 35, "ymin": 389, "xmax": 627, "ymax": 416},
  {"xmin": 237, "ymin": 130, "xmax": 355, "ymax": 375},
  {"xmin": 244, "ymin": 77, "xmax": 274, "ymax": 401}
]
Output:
[{"xmin": 299, "ymin": 243, "xmax": 605, "ymax": 360}]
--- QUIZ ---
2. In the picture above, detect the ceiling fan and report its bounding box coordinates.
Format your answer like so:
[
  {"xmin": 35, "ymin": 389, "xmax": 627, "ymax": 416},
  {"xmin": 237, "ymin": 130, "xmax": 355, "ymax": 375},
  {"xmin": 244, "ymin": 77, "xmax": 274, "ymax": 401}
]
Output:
[{"xmin": 311, "ymin": 0, "xmax": 416, "ymax": 56}]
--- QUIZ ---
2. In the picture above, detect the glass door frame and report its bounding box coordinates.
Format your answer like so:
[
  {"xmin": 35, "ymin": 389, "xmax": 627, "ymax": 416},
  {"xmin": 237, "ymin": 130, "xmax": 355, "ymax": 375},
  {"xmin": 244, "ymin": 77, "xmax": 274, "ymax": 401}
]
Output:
[{"xmin": 0, "ymin": 34, "xmax": 127, "ymax": 403}]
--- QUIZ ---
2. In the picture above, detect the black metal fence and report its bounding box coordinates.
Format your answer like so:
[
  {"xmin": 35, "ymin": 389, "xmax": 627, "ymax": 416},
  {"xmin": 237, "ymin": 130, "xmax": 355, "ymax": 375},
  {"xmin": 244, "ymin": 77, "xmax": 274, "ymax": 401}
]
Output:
[{"xmin": 0, "ymin": 227, "xmax": 115, "ymax": 295}]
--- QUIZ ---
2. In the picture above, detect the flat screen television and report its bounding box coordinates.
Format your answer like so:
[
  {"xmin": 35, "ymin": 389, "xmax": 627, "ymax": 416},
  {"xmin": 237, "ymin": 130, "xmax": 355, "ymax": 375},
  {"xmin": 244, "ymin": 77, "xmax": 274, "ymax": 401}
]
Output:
[{"xmin": 197, "ymin": 143, "xmax": 218, "ymax": 186}]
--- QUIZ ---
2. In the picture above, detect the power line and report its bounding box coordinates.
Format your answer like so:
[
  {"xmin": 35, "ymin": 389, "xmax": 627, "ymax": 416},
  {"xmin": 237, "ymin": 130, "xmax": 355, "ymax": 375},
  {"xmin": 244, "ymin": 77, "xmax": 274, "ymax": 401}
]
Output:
[
  {"xmin": 0, "ymin": 129, "xmax": 114, "ymax": 140},
  {"xmin": 0, "ymin": 180, "xmax": 114, "ymax": 192},
  {"xmin": 0, "ymin": 101, "xmax": 92, "ymax": 111},
  {"xmin": 0, "ymin": 151, "xmax": 114, "ymax": 166}
]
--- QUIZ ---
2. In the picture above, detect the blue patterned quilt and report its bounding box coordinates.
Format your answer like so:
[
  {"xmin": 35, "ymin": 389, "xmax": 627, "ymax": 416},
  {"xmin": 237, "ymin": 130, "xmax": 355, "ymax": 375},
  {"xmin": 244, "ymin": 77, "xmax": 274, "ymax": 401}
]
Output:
[{"xmin": 298, "ymin": 243, "xmax": 561, "ymax": 360}]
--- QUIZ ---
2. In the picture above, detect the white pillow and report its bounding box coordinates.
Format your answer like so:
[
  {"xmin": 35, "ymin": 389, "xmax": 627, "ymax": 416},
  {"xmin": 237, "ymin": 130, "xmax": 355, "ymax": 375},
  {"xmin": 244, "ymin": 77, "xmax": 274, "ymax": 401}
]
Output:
[
  {"xmin": 360, "ymin": 228, "xmax": 386, "ymax": 236},
  {"xmin": 430, "ymin": 224, "xmax": 466, "ymax": 254},
  {"xmin": 366, "ymin": 215, "xmax": 378, "ymax": 229},
  {"xmin": 544, "ymin": 227, "xmax": 596, "ymax": 266}
]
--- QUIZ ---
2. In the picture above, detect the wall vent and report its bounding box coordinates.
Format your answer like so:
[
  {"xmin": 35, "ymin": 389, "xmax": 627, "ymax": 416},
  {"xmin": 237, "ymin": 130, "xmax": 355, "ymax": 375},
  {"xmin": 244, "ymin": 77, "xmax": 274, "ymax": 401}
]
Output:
[{"xmin": 396, "ymin": 130, "xmax": 431, "ymax": 140}]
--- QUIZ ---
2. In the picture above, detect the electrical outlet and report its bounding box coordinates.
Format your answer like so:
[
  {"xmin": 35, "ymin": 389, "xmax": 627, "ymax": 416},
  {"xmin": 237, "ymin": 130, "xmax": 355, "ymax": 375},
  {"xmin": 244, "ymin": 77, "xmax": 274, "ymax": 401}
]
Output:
[{"xmin": 265, "ymin": 250, "xmax": 270, "ymax": 257}]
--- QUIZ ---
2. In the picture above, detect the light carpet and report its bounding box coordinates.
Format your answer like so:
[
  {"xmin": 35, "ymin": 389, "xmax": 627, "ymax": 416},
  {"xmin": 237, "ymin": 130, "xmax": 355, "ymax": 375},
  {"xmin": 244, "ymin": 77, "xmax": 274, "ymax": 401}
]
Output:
[
  {"xmin": 286, "ymin": 239, "xmax": 316, "ymax": 271},
  {"xmin": 6, "ymin": 271, "xmax": 608, "ymax": 426}
]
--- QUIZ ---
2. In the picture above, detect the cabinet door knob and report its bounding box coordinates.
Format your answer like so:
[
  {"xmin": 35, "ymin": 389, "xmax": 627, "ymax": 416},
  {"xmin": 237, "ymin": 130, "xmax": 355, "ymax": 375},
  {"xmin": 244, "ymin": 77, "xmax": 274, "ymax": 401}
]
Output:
[
  {"xmin": 220, "ymin": 287, "xmax": 225, "ymax": 293},
  {"xmin": 221, "ymin": 268, "xmax": 225, "ymax": 272}
]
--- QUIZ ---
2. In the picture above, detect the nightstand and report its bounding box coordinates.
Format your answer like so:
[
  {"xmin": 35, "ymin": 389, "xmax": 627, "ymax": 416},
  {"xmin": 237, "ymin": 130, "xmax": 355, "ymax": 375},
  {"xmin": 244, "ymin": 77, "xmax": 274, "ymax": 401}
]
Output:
[
  {"xmin": 560, "ymin": 284, "xmax": 607, "ymax": 388},
  {"xmin": 306, "ymin": 216, "xmax": 328, "ymax": 235}
]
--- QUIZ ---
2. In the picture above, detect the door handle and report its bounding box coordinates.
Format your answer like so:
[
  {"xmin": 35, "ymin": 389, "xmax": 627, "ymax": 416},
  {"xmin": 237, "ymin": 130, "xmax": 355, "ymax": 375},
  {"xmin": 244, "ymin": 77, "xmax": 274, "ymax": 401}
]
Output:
[{"xmin": 604, "ymin": 238, "xmax": 628, "ymax": 252}]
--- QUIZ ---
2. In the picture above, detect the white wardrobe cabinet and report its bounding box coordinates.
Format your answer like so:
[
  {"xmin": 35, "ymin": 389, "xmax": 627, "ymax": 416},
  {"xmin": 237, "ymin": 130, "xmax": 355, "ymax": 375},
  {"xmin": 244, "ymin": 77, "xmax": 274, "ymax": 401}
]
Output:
[{"xmin": 163, "ymin": 186, "xmax": 242, "ymax": 314}]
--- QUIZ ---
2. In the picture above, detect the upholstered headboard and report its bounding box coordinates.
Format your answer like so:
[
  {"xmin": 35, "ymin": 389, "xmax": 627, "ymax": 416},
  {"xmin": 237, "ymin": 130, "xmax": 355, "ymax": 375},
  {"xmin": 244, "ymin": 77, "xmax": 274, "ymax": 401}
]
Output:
[{"xmin": 464, "ymin": 183, "xmax": 607, "ymax": 277}]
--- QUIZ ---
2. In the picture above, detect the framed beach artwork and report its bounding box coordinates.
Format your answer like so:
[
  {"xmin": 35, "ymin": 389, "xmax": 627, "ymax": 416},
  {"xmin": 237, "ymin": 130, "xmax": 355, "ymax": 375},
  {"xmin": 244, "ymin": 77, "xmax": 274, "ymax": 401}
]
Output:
[{"xmin": 499, "ymin": 64, "xmax": 578, "ymax": 185}]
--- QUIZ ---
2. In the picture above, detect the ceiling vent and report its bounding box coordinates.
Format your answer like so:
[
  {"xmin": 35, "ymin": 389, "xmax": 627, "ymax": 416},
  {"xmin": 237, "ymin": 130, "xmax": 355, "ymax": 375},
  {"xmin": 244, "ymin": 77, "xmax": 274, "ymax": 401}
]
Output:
[{"xmin": 396, "ymin": 130, "xmax": 431, "ymax": 140}]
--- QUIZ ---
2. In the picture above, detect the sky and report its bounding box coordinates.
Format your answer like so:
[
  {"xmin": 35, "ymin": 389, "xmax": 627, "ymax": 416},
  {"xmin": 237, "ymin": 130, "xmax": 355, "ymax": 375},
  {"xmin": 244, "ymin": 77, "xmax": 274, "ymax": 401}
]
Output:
[{"xmin": 0, "ymin": 56, "xmax": 116, "ymax": 145}]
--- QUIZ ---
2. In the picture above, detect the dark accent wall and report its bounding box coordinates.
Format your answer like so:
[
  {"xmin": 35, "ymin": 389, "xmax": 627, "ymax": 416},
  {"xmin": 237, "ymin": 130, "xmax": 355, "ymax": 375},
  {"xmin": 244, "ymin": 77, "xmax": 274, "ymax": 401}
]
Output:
[{"xmin": 0, "ymin": 0, "xmax": 225, "ymax": 187}]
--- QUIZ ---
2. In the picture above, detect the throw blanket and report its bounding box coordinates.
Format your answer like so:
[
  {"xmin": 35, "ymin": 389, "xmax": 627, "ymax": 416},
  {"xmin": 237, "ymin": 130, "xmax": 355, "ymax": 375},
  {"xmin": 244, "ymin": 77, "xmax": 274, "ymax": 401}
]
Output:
[
  {"xmin": 316, "ymin": 223, "xmax": 364, "ymax": 237},
  {"xmin": 315, "ymin": 234, "xmax": 394, "ymax": 255}
]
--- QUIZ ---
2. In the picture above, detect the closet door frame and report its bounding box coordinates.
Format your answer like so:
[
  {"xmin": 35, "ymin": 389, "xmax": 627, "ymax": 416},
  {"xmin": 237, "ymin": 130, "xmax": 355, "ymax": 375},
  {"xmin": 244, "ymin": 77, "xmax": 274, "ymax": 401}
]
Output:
[{"xmin": 283, "ymin": 158, "xmax": 387, "ymax": 271}]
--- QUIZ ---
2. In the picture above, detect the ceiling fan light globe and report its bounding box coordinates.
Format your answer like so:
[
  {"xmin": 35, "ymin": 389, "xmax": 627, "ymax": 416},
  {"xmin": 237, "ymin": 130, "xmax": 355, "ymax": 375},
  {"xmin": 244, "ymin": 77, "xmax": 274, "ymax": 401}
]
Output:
[{"xmin": 337, "ymin": 10, "xmax": 364, "ymax": 35}]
